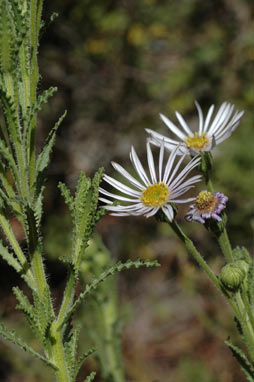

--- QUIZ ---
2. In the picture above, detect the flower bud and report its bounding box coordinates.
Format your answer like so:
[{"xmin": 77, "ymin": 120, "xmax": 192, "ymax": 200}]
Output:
[
  {"xmin": 219, "ymin": 263, "xmax": 246, "ymax": 292},
  {"xmin": 234, "ymin": 260, "xmax": 249, "ymax": 275}
]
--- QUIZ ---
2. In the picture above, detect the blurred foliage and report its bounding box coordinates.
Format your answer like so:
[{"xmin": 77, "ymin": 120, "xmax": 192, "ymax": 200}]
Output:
[{"xmin": 0, "ymin": 0, "xmax": 253, "ymax": 380}]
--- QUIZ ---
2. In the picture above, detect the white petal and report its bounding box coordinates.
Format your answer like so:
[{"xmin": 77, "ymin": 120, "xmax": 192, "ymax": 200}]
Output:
[
  {"xmin": 170, "ymin": 175, "xmax": 202, "ymax": 194},
  {"xmin": 160, "ymin": 113, "xmax": 187, "ymax": 140},
  {"xmin": 203, "ymin": 104, "xmax": 214, "ymax": 132},
  {"xmin": 195, "ymin": 101, "xmax": 204, "ymax": 135},
  {"xmin": 145, "ymin": 207, "xmax": 160, "ymax": 218},
  {"xmin": 146, "ymin": 142, "xmax": 157, "ymax": 183},
  {"xmin": 209, "ymin": 104, "xmax": 234, "ymax": 136},
  {"xmin": 103, "ymin": 174, "xmax": 140, "ymax": 197},
  {"xmin": 130, "ymin": 146, "xmax": 151, "ymax": 186},
  {"xmin": 104, "ymin": 203, "xmax": 142, "ymax": 212},
  {"xmin": 99, "ymin": 197, "xmax": 113, "ymax": 204},
  {"xmin": 111, "ymin": 162, "xmax": 144, "ymax": 190},
  {"xmin": 170, "ymin": 197, "xmax": 196, "ymax": 203},
  {"xmin": 161, "ymin": 204, "xmax": 174, "ymax": 221},
  {"xmin": 207, "ymin": 102, "xmax": 228, "ymax": 134},
  {"xmin": 214, "ymin": 130, "xmax": 232, "ymax": 145},
  {"xmin": 159, "ymin": 140, "xmax": 165, "ymax": 182},
  {"xmin": 231, "ymin": 111, "xmax": 244, "ymax": 131},
  {"xmin": 169, "ymin": 157, "xmax": 200, "ymax": 190},
  {"xmin": 99, "ymin": 187, "xmax": 140, "ymax": 202},
  {"xmin": 164, "ymin": 141, "xmax": 187, "ymax": 154},
  {"xmin": 175, "ymin": 111, "xmax": 193, "ymax": 136},
  {"xmin": 146, "ymin": 129, "xmax": 180, "ymax": 145},
  {"xmin": 163, "ymin": 147, "xmax": 178, "ymax": 183},
  {"xmin": 170, "ymin": 186, "xmax": 194, "ymax": 198},
  {"xmin": 166, "ymin": 153, "xmax": 187, "ymax": 186}
]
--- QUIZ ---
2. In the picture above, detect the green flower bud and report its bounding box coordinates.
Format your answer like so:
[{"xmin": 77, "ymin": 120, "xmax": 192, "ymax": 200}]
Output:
[
  {"xmin": 234, "ymin": 260, "xmax": 249, "ymax": 275},
  {"xmin": 220, "ymin": 263, "xmax": 246, "ymax": 292}
]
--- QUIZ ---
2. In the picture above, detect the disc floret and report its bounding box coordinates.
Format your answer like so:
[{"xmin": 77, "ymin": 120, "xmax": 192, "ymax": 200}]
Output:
[
  {"xmin": 185, "ymin": 132, "xmax": 210, "ymax": 152},
  {"xmin": 141, "ymin": 182, "xmax": 169, "ymax": 207},
  {"xmin": 185, "ymin": 191, "xmax": 228, "ymax": 224}
]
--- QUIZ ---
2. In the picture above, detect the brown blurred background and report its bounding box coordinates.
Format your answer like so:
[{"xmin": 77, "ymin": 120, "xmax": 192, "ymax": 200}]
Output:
[{"xmin": 0, "ymin": 0, "xmax": 254, "ymax": 381}]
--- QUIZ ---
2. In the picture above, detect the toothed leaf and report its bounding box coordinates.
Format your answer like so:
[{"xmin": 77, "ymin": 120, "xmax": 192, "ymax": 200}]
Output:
[
  {"xmin": 58, "ymin": 182, "xmax": 74, "ymax": 215},
  {"xmin": 0, "ymin": 322, "xmax": 57, "ymax": 370},
  {"xmin": 74, "ymin": 348, "xmax": 96, "ymax": 380},
  {"xmin": 35, "ymin": 111, "xmax": 66, "ymax": 192},
  {"xmin": 0, "ymin": 239, "xmax": 21, "ymax": 273},
  {"xmin": 248, "ymin": 259, "xmax": 254, "ymax": 307},
  {"xmin": 62, "ymin": 259, "xmax": 159, "ymax": 327},
  {"xmin": 225, "ymin": 338, "xmax": 254, "ymax": 381}
]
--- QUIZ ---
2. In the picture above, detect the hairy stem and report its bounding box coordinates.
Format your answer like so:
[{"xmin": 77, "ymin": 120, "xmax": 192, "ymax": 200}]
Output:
[
  {"xmin": 169, "ymin": 220, "xmax": 240, "ymax": 318},
  {"xmin": 235, "ymin": 292, "xmax": 254, "ymax": 362},
  {"xmin": 217, "ymin": 228, "xmax": 234, "ymax": 263},
  {"xmin": 50, "ymin": 322, "xmax": 70, "ymax": 382}
]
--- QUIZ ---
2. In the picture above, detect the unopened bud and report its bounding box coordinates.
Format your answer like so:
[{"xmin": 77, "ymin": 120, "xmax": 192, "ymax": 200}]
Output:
[
  {"xmin": 220, "ymin": 263, "xmax": 246, "ymax": 292},
  {"xmin": 234, "ymin": 260, "xmax": 249, "ymax": 275}
]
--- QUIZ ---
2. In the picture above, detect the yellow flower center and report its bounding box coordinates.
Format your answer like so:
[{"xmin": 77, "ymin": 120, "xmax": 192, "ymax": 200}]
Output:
[
  {"xmin": 185, "ymin": 132, "xmax": 210, "ymax": 152},
  {"xmin": 140, "ymin": 182, "xmax": 169, "ymax": 207},
  {"xmin": 195, "ymin": 191, "xmax": 217, "ymax": 213}
]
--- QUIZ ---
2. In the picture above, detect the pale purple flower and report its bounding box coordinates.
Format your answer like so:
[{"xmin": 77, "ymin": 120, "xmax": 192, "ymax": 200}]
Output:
[
  {"xmin": 185, "ymin": 190, "xmax": 228, "ymax": 224},
  {"xmin": 99, "ymin": 142, "xmax": 202, "ymax": 221},
  {"xmin": 146, "ymin": 102, "xmax": 244, "ymax": 155}
]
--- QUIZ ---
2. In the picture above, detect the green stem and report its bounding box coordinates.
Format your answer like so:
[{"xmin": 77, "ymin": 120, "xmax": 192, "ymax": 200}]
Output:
[
  {"xmin": 56, "ymin": 271, "xmax": 76, "ymax": 328},
  {"xmin": 241, "ymin": 286, "xmax": 254, "ymax": 333},
  {"xmin": 28, "ymin": 0, "xmax": 42, "ymax": 188},
  {"xmin": 235, "ymin": 292, "xmax": 254, "ymax": 361},
  {"xmin": 217, "ymin": 228, "xmax": 234, "ymax": 263},
  {"xmin": 169, "ymin": 220, "xmax": 240, "ymax": 317},
  {"xmin": 170, "ymin": 220, "xmax": 220, "ymax": 288},
  {"xmin": 50, "ymin": 321, "xmax": 70, "ymax": 382}
]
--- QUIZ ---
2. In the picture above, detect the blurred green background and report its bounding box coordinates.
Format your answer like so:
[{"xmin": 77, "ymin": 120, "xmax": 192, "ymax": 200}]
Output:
[{"xmin": 0, "ymin": 0, "xmax": 253, "ymax": 381}]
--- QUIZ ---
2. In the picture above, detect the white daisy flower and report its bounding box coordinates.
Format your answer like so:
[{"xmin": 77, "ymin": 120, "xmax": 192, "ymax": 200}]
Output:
[
  {"xmin": 99, "ymin": 142, "xmax": 202, "ymax": 221},
  {"xmin": 146, "ymin": 101, "xmax": 244, "ymax": 155}
]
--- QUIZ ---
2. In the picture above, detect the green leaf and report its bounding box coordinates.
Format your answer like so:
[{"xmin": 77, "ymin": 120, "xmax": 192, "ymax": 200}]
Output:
[
  {"xmin": 0, "ymin": 239, "xmax": 22, "ymax": 273},
  {"xmin": 74, "ymin": 348, "xmax": 96, "ymax": 380},
  {"xmin": 72, "ymin": 168, "xmax": 104, "ymax": 270},
  {"xmin": 74, "ymin": 171, "xmax": 91, "ymax": 230},
  {"xmin": 248, "ymin": 259, "xmax": 254, "ymax": 307},
  {"xmin": 13, "ymin": 287, "xmax": 42, "ymax": 341},
  {"xmin": 0, "ymin": 86, "xmax": 20, "ymax": 146},
  {"xmin": 0, "ymin": 139, "xmax": 18, "ymax": 178},
  {"xmin": 225, "ymin": 338, "xmax": 254, "ymax": 381},
  {"xmin": 35, "ymin": 111, "xmax": 66, "ymax": 193},
  {"xmin": 62, "ymin": 259, "xmax": 159, "ymax": 327},
  {"xmin": 64, "ymin": 324, "xmax": 82, "ymax": 380},
  {"xmin": 33, "ymin": 287, "xmax": 55, "ymax": 341},
  {"xmin": 0, "ymin": 322, "xmax": 57, "ymax": 370},
  {"xmin": 58, "ymin": 182, "xmax": 74, "ymax": 215},
  {"xmin": 84, "ymin": 371, "xmax": 96, "ymax": 382},
  {"xmin": 24, "ymin": 87, "xmax": 57, "ymax": 133},
  {"xmin": 0, "ymin": 1, "xmax": 16, "ymax": 74}
]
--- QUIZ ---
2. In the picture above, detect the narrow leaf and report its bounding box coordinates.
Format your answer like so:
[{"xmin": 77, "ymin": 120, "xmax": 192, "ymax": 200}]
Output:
[
  {"xmin": 248, "ymin": 260, "xmax": 254, "ymax": 307},
  {"xmin": 0, "ymin": 322, "xmax": 57, "ymax": 370},
  {"xmin": 74, "ymin": 348, "xmax": 96, "ymax": 380},
  {"xmin": 35, "ymin": 111, "xmax": 66, "ymax": 192},
  {"xmin": 62, "ymin": 259, "xmax": 159, "ymax": 327},
  {"xmin": 225, "ymin": 338, "xmax": 254, "ymax": 381},
  {"xmin": 58, "ymin": 182, "xmax": 74, "ymax": 214},
  {"xmin": 0, "ymin": 239, "xmax": 21, "ymax": 273}
]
